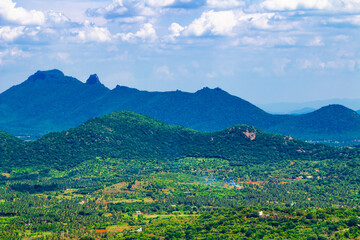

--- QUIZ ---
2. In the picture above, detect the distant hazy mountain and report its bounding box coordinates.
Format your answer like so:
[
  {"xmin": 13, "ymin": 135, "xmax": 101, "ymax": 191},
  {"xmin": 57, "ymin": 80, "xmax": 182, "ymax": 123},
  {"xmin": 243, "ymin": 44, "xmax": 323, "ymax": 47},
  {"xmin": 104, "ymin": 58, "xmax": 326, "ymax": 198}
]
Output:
[
  {"xmin": 0, "ymin": 111, "xmax": 345, "ymax": 169},
  {"xmin": 288, "ymin": 107, "xmax": 316, "ymax": 115},
  {"xmin": 260, "ymin": 99, "xmax": 360, "ymax": 114},
  {"xmin": 266, "ymin": 105, "xmax": 360, "ymax": 143},
  {"xmin": 1, "ymin": 69, "xmax": 360, "ymax": 145}
]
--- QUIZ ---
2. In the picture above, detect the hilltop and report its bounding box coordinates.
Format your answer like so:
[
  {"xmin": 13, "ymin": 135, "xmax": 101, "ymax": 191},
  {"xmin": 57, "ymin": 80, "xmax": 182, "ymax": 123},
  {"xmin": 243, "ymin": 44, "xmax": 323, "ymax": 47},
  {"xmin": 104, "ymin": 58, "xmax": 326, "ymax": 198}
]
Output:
[
  {"xmin": 266, "ymin": 104, "xmax": 360, "ymax": 143},
  {"xmin": 0, "ymin": 111, "xmax": 347, "ymax": 170}
]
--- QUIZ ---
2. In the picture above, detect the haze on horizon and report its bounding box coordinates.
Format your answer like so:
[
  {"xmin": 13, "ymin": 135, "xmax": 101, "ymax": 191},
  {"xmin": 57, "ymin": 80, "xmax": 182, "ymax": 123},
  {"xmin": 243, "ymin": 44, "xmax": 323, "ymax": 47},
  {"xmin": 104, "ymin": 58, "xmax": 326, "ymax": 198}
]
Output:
[{"xmin": 1, "ymin": 0, "xmax": 360, "ymax": 105}]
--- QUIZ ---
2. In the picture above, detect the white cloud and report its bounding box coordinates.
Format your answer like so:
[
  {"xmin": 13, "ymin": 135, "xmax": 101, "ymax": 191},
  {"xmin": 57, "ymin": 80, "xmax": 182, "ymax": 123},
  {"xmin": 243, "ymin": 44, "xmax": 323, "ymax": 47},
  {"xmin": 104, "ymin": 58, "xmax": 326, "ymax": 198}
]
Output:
[
  {"xmin": 74, "ymin": 21, "xmax": 112, "ymax": 43},
  {"xmin": 239, "ymin": 12, "xmax": 279, "ymax": 30},
  {"xmin": 207, "ymin": 0, "xmax": 244, "ymax": 9},
  {"xmin": 328, "ymin": 15, "xmax": 360, "ymax": 26},
  {"xmin": 46, "ymin": 11, "xmax": 71, "ymax": 26},
  {"xmin": 184, "ymin": 10, "xmax": 238, "ymax": 36},
  {"xmin": 260, "ymin": 0, "xmax": 331, "ymax": 11},
  {"xmin": 236, "ymin": 35, "xmax": 297, "ymax": 46},
  {"xmin": 179, "ymin": 10, "xmax": 293, "ymax": 38},
  {"xmin": 0, "ymin": 47, "xmax": 30, "ymax": 65},
  {"xmin": 307, "ymin": 36, "xmax": 324, "ymax": 46},
  {"xmin": 259, "ymin": 0, "xmax": 360, "ymax": 12},
  {"xmin": 0, "ymin": 26, "xmax": 24, "ymax": 42},
  {"xmin": 146, "ymin": 0, "xmax": 175, "ymax": 7},
  {"xmin": 0, "ymin": 0, "xmax": 45, "ymax": 25},
  {"xmin": 167, "ymin": 22, "xmax": 184, "ymax": 40},
  {"xmin": 298, "ymin": 58, "xmax": 358, "ymax": 71},
  {"xmin": 156, "ymin": 65, "xmax": 174, "ymax": 79},
  {"xmin": 86, "ymin": 0, "xmax": 155, "ymax": 22},
  {"xmin": 117, "ymin": 23, "xmax": 157, "ymax": 42}
]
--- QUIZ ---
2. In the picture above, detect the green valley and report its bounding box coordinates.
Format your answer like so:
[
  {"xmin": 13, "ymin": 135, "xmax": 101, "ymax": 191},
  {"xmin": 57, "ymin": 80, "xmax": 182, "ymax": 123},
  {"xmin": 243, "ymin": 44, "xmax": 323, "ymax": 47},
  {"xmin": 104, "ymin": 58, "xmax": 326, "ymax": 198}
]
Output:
[{"xmin": 0, "ymin": 111, "xmax": 359, "ymax": 239}]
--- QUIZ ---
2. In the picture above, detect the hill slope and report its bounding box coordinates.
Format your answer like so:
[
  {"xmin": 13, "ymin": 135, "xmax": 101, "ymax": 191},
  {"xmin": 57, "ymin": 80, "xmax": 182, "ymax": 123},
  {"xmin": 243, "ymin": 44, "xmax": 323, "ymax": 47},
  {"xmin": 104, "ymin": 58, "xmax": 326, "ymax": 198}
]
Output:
[
  {"xmin": 1, "ymin": 70, "xmax": 360, "ymax": 144},
  {"xmin": 0, "ymin": 130, "xmax": 25, "ymax": 163},
  {"xmin": 0, "ymin": 111, "xmax": 346, "ymax": 170},
  {"xmin": 266, "ymin": 105, "xmax": 360, "ymax": 142}
]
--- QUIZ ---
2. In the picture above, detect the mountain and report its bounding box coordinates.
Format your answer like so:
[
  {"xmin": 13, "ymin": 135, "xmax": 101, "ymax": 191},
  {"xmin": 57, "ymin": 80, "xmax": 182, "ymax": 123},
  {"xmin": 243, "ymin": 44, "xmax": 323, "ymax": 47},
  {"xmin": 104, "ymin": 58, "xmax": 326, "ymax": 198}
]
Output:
[
  {"xmin": 260, "ymin": 98, "xmax": 360, "ymax": 114},
  {"xmin": 1, "ymin": 70, "xmax": 360, "ymax": 145},
  {"xmin": 0, "ymin": 111, "xmax": 345, "ymax": 170},
  {"xmin": 266, "ymin": 105, "xmax": 360, "ymax": 142},
  {"xmin": 288, "ymin": 107, "xmax": 316, "ymax": 115},
  {"xmin": 0, "ymin": 70, "xmax": 109, "ymax": 139},
  {"xmin": 0, "ymin": 70, "xmax": 280, "ymax": 138}
]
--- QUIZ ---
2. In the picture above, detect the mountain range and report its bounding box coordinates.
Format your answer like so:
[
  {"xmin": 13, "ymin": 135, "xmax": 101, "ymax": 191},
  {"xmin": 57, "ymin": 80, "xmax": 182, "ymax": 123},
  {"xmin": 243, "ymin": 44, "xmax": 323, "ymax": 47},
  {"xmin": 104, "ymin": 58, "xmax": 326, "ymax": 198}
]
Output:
[
  {"xmin": 260, "ymin": 99, "xmax": 360, "ymax": 114},
  {"xmin": 1, "ymin": 69, "xmax": 360, "ymax": 145}
]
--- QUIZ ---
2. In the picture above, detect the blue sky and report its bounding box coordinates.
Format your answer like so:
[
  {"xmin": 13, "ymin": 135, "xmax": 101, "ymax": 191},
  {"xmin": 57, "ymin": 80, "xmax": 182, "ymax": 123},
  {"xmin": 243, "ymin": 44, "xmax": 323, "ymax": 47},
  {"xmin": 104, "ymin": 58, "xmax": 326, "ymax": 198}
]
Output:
[{"xmin": 1, "ymin": 0, "xmax": 360, "ymax": 104}]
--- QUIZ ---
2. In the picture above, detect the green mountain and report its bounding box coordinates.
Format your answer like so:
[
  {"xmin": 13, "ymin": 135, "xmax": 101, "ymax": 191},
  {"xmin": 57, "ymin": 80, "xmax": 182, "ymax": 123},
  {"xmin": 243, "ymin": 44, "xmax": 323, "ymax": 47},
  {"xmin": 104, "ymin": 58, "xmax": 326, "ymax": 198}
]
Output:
[
  {"xmin": 266, "ymin": 105, "xmax": 360, "ymax": 143},
  {"xmin": 0, "ymin": 111, "xmax": 347, "ymax": 170},
  {"xmin": 1, "ymin": 70, "xmax": 360, "ymax": 145}
]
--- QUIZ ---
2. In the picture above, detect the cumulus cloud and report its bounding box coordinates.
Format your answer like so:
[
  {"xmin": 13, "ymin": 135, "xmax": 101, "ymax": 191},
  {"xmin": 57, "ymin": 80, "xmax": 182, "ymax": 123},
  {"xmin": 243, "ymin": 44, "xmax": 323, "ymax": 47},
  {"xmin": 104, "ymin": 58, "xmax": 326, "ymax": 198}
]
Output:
[
  {"xmin": 206, "ymin": 0, "xmax": 244, "ymax": 9},
  {"xmin": 73, "ymin": 21, "xmax": 112, "ymax": 43},
  {"xmin": 117, "ymin": 23, "xmax": 157, "ymax": 42},
  {"xmin": 260, "ymin": 0, "xmax": 331, "ymax": 11},
  {"xmin": 147, "ymin": 0, "xmax": 206, "ymax": 9},
  {"xmin": 176, "ymin": 10, "xmax": 290, "ymax": 38},
  {"xmin": 46, "ymin": 11, "xmax": 71, "ymax": 27},
  {"xmin": 184, "ymin": 10, "xmax": 238, "ymax": 36},
  {"xmin": 0, "ymin": 47, "xmax": 30, "ymax": 65},
  {"xmin": 167, "ymin": 22, "xmax": 185, "ymax": 40},
  {"xmin": 0, "ymin": 26, "xmax": 25, "ymax": 42},
  {"xmin": 86, "ymin": 0, "xmax": 155, "ymax": 21},
  {"xmin": 86, "ymin": 0, "xmax": 206, "ymax": 23},
  {"xmin": 239, "ymin": 12, "xmax": 281, "ymax": 30},
  {"xmin": 0, "ymin": 0, "xmax": 45, "ymax": 25},
  {"xmin": 259, "ymin": 0, "xmax": 360, "ymax": 12},
  {"xmin": 146, "ymin": 0, "xmax": 175, "ymax": 7}
]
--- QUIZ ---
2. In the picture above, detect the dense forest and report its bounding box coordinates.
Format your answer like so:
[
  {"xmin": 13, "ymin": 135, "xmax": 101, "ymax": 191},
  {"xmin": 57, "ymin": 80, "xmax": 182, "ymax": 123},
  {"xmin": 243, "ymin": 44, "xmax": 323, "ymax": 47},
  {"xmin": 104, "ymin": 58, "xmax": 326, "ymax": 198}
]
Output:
[{"xmin": 1, "ymin": 111, "xmax": 357, "ymax": 170}]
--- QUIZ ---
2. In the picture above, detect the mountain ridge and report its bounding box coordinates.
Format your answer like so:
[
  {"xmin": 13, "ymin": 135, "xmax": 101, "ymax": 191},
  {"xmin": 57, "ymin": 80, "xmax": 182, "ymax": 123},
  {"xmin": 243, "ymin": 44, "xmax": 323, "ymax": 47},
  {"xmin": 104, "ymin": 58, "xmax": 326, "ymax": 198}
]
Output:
[{"xmin": 1, "ymin": 70, "xmax": 360, "ymax": 145}]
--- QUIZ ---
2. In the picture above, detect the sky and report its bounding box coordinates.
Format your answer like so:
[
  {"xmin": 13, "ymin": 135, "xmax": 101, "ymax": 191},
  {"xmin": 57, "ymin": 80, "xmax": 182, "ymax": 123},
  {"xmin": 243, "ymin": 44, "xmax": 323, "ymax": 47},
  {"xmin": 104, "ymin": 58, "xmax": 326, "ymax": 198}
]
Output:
[{"xmin": 1, "ymin": 0, "xmax": 360, "ymax": 104}]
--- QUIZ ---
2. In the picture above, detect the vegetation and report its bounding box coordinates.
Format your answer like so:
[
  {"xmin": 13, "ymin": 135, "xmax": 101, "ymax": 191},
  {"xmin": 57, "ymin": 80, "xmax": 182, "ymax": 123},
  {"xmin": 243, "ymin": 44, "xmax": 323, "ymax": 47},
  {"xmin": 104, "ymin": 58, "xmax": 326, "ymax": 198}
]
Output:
[
  {"xmin": 1, "ymin": 111, "xmax": 357, "ymax": 170},
  {"xmin": 1, "ymin": 110, "xmax": 360, "ymax": 239},
  {"xmin": 0, "ymin": 155, "xmax": 360, "ymax": 239}
]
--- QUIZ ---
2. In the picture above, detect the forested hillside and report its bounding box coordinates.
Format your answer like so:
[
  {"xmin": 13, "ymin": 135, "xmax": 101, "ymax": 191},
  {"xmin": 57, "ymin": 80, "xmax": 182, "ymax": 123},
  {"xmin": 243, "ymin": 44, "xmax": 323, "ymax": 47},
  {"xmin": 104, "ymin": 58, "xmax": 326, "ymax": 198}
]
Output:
[{"xmin": 1, "ymin": 111, "xmax": 348, "ymax": 169}]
